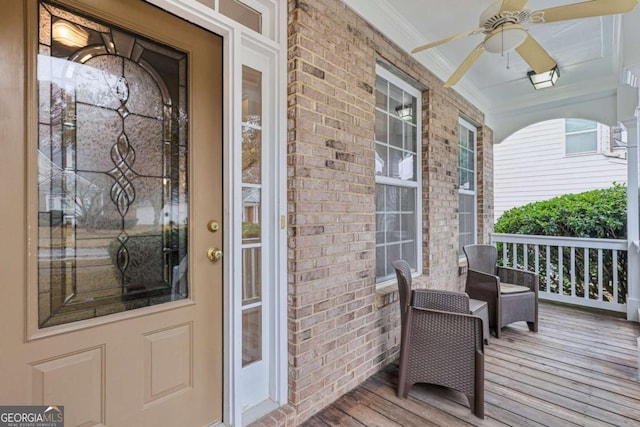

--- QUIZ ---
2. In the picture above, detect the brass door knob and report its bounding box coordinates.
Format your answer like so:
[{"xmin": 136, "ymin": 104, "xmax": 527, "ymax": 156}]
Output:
[{"xmin": 207, "ymin": 248, "xmax": 223, "ymax": 261}]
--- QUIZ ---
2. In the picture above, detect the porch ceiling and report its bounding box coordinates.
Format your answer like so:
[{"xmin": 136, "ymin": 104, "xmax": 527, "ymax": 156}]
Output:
[{"xmin": 345, "ymin": 0, "xmax": 640, "ymax": 142}]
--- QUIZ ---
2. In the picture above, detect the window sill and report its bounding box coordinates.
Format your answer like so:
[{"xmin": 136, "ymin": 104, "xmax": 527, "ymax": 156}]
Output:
[
  {"xmin": 458, "ymin": 257, "xmax": 468, "ymax": 276},
  {"xmin": 375, "ymin": 274, "xmax": 428, "ymax": 309},
  {"xmin": 375, "ymin": 282, "xmax": 399, "ymax": 309}
]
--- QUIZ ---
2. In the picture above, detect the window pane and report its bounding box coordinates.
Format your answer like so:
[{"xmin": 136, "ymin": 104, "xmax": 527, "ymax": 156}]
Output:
[
  {"xmin": 566, "ymin": 118, "xmax": 597, "ymax": 133},
  {"xmin": 242, "ymin": 187, "xmax": 260, "ymax": 243},
  {"xmin": 375, "ymin": 71, "xmax": 420, "ymax": 283},
  {"xmin": 375, "ymin": 183, "xmax": 385, "ymax": 212},
  {"xmin": 402, "ymin": 154, "xmax": 415, "ymax": 181},
  {"xmin": 242, "ymin": 66, "xmax": 262, "ymax": 125},
  {"xmin": 402, "ymin": 241, "xmax": 417, "ymax": 268},
  {"xmin": 459, "ymin": 148, "xmax": 468, "ymax": 170},
  {"xmin": 376, "ymin": 183, "xmax": 417, "ymax": 282},
  {"xmin": 242, "ymin": 307, "xmax": 262, "ymax": 366},
  {"xmin": 388, "ymin": 148, "xmax": 401, "ymax": 179},
  {"xmin": 467, "ymin": 129, "xmax": 474, "ymax": 148},
  {"xmin": 400, "ymin": 187, "xmax": 415, "ymax": 212},
  {"xmin": 375, "ymin": 76, "xmax": 387, "ymax": 110},
  {"xmin": 389, "ymin": 116, "xmax": 403, "ymax": 149},
  {"xmin": 401, "ymin": 213, "xmax": 416, "ymax": 240},
  {"xmin": 375, "ymin": 144, "xmax": 387, "ymax": 177},
  {"xmin": 386, "ymin": 244, "xmax": 401, "ymax": 279},
  {"xmin": 385, "ymin": 213, "xmax": 401, "ymax": 243},
  {"xmin": 458, "ymin": 119, "xmax": 476, "ymax": 257},
  {"xmin": 459, "ymin": 125, "xmax": 468, "ymax": 148},
  {"xmin": 242, "ymin": 247, "xmax": 261, "ymax": 304},
  {"xmin": 375, "ymin": 110, "xmax": 387, "ymax": 142},
  {"xmin": 385, "ymin": 185, "xmax": 399, "ymax": 212},
  {"xmin": 566, "ymin": 132, "xmax": 597, "ymax": 154},
  {"xmin": 242, "ymin": 66, "xmax": 262, "ymax": 184},
  {"xmin": 389, "ymin": 82, "xmax": 403, "ymax": 115},
  {"xmin": 242, "ymin": 127, "xmax": 261, "ymax": 183},
  {"xmin": 458, "ymin": 193, "xmax": 475, "ymax": 256},
  {"xmin": 38, "ymin": 3, "xmax": 189, "ymax": 328},
  {"xmin": 241, "ymin": 62, "xmax": 263, "ymax": 370},
  {"xmin": 389, "ymin": 149, "xmax": 414, "ymax": 180},
  {"xmin": 375, "ymin": 74, "xmax": 417, "ymax": 182},
  {"xmin": 465, "ymin": 170, "xmax": 475, "ymax": 191},
  {"xmin": 219, "ymin": 0, "xmax": 261, "ymax": 33},
  {"xmin": 404, "ymin": 122, "xmax": 416, "ymax": 152},
  {"xmin": 408, "ymin": 96, "xmax": 417, "ymax": 125},
  {"xmin": 375, "ymin": 245, "xmax": 386, "ymax": 278}
]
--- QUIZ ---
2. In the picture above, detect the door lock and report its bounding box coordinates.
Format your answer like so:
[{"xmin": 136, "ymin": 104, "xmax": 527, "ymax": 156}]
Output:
[{"xmin": 207, "ymin": 247, "xmax": 223, "ymax": 261}]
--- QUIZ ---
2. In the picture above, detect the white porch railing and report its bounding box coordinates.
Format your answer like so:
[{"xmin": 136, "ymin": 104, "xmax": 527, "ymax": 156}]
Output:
[{"xmin": 491, "ymin": 233, "xmax": 628, "ymax": 313}]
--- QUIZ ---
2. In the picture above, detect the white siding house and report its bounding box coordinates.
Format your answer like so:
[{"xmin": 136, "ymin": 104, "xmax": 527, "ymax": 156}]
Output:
[{"xmin": 494, "ymin": 118, "xmax": 627, "ymax": 220}]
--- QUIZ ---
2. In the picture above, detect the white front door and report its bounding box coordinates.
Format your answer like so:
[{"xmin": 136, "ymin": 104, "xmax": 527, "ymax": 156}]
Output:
[{"xmin": 0, "ymin": 1, "xmax": 223, "ymax": 425}]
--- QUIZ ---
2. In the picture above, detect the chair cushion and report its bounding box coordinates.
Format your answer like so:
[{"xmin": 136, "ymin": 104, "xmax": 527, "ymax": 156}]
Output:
[{"xmin": 500, "ymin": 282, "xmax": 531, "ymax": 294}]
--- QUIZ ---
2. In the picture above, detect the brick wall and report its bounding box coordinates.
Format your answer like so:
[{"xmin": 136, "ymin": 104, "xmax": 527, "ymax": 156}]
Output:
[{"xmin": 285, "ymin": 0, "xmax": 493, "ymax": 423}]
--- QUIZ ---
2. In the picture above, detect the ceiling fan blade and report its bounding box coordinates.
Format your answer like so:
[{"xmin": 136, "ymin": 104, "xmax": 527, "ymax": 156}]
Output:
[
  {"xmin": 412, "ymin": 28, "xmax": 483, "ymax": 54},
  {"xmin": 533, "ymin": 0, "xmax": 639, "ymax": 23},
  {"xmin": 515, "ymin": 34, "xmax": 556, "ymax": 74},
  {"xmin": 444, "ymin": 44, "xmax": 485, "ymax": 88},
  {"xmin": 500, "ymin": 0, "xmax": 529, "ymax": 13}
]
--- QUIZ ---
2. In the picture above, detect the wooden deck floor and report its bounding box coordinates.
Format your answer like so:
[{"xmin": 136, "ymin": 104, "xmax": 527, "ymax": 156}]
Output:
[{"xmin": 303, "ymin": 302, "xmax": 640, "ymax": 427}]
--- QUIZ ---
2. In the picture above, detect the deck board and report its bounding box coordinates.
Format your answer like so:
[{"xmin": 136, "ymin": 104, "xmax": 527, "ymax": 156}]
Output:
[{"xmin": 302, "ymin": 302, "xmax": 640, "ymax": 427}]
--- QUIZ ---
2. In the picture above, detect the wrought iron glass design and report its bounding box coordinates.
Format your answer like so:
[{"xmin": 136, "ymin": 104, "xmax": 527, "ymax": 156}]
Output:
[{"xmin": 37, "ymin": 1, "xmax": 189, "ymax": 328}]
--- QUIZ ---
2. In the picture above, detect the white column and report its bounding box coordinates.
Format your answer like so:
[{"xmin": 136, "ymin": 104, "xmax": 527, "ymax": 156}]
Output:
[
  {"xmin": 617, "ymin": 81, "xmax": 640, "ymax": 321},
  {"xmin": 627, "ymin": 113, "xmax": 640, "ymax": 321}
]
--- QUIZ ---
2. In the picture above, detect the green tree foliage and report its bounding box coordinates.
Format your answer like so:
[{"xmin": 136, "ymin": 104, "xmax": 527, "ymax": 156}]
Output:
[
  {"xmin": 494, "ymin": 184, "xmax": 627, "ymax": 303},
  {"xmin": 495, "ymin": 184, "xmax": 627, "ymax": 238}
]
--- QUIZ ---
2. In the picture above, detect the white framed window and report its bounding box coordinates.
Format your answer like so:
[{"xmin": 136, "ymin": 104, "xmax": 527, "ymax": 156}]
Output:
[
  {"xmin": 234, "ymin": 24, "xmax": 286, "ymax": 425},
  {"xmin": 199, "ymin": 0, "xmax": 278, "ymax": 41},
  {"xmin": 219, "ymin": 0, "xmax": 262, "ymax": 33},
  {"xmin": 458, "ymin": 118, "xmax": 477, "ymax": 257},
  {"xmin": 374, "ymin": 66, "xmax": 422, "ymax": 283},
  {"xmin": 565, "ymin": 118, "xmax": 598, "ymax": 155},
  {"xmin": 237, "ymin": 55, "xmax": 280, "ymax": 420}
]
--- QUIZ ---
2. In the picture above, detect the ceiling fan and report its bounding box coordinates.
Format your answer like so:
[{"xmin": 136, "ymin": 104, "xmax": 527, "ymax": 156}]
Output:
[{"xmin": 412, "ymin": 0, "xmax": 639, "ymax": 87}]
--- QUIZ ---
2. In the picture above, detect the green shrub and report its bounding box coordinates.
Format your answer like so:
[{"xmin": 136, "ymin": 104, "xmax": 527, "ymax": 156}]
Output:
[
  {"xmin": 495, "ymin": 183, "xmax": 626, "ymax": 238},
  {"xmin": 495, "ymin": 184, "xmax": 627, "ymax": 303}
]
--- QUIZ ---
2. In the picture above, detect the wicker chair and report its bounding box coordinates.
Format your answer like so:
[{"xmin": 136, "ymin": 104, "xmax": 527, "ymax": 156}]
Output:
[
  {"xmin": 463, "ymin": 244, "xmax": 539, "ymax": 338},
  {"xmin": 392, "ymin": 260, "xmax": 485, "ymax": 419}
]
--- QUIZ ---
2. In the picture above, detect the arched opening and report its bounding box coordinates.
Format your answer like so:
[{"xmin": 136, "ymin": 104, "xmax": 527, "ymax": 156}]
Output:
[{"xmin": 494, "ymin": 118, "xmax": 627, "ymax": 220}]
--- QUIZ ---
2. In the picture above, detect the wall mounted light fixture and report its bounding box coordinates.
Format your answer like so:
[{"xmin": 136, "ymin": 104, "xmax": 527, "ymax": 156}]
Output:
[
  {"xmin": 528, "ymin": 66, "xmax": 560, "ymax": 90},
  {"xmin": 395, "ymin": 105, "xmax": 413, "ymax": 121}
]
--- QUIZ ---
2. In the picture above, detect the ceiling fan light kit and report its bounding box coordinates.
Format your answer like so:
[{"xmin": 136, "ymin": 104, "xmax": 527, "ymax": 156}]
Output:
[
  {"xmin": 411, "ymin": 0, "xmax": 640, "ymax": 87},
  {"xmin": 483, "ymin": 25, "xmax": 528, "ymax": 53},
  {"xmin": 528, "ymin": 65, "xmax": 560, "ymax": 89}
]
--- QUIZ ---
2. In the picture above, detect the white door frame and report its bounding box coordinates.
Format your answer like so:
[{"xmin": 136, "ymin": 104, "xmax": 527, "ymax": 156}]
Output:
[{"xmin": 145, "ymin": 1, "xmax": 288, "ymax": 425}]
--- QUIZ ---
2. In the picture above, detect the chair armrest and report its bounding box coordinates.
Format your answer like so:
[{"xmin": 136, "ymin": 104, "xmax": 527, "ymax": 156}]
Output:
[
  {"xmin": 412, "ymin": 289, "xmax": 469, "ymax": 314},
  {"xmin": 406, "ymin": 307, "xmax": 484, "ymax": 352},
  {"xmin": 466, "ymin": 269, "xmax": 500, "ymax": 302},
  {"xmin": 497, "ymin": 267, "xmax": 539, "ymax": 295}
]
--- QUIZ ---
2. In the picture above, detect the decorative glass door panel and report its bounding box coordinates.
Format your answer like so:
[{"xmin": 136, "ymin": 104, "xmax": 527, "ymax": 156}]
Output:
[
  {"xmin": 241, "ymin": 65, "xmax": 263, "ymax": 366},
  {"xmin": 38, "ymin": 1, "xmax": 189, "ymax": 328}
]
